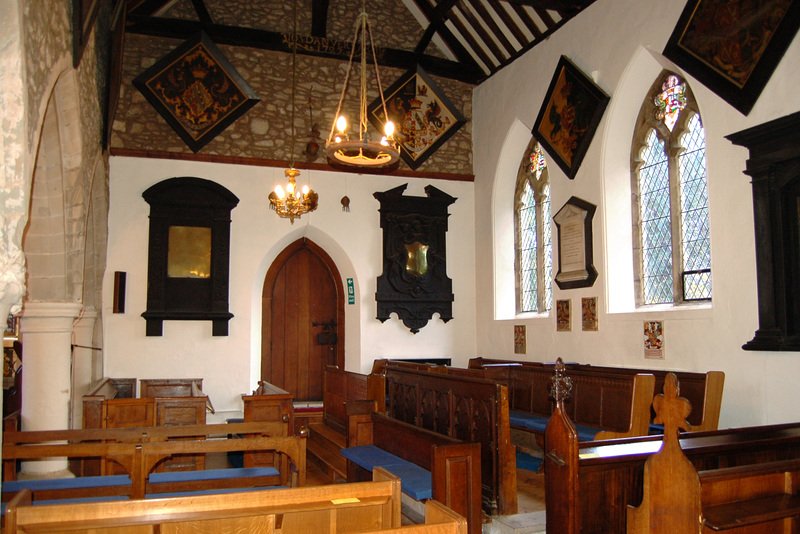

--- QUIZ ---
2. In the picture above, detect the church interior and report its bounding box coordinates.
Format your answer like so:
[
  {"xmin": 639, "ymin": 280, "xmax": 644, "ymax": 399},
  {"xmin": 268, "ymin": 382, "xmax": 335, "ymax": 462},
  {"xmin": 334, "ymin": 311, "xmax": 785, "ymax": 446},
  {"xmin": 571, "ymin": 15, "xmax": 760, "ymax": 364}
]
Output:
[{"xmin": 3, "ymin": 0, "xmax": 800, "ymax": 532}]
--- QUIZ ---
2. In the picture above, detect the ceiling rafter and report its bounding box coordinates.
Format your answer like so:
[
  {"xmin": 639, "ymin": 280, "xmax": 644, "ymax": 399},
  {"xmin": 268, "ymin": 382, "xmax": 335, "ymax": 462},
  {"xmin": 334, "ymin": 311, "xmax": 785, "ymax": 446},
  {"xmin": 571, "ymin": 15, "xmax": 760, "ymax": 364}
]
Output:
[
  {"xmin": 464, "ymin": 0, "xmax": 517, "ymax": 57},
  {"xmin": 455, "ymin": 1, "xmax": 506, "ymax": 66},
  {"xmin": 124, "ymin": 14, "xmax": 484, "ymax": 84},
  {"xmin": 121, "ymin": 0, "xmax": 598, "ymax": 86},
  {"xmin": 311, "ymin": 0, "xmax": 330, "ymax": 37}
]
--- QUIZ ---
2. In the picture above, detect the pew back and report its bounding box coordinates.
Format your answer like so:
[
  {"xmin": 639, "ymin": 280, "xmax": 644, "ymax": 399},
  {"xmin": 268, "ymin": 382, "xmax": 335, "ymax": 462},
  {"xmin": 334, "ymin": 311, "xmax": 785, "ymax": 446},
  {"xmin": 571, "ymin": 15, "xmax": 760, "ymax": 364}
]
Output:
[
  {"xmin": 4, "ymin": 468, "xmax": 401, "ymax": 534},
  {"xmin": 546, "ymin": 421, "xmax": 800, "ymax": 533},
  {"xmin": 469, "ymin": 358, "xmax": 724, "ymax": 431},
  {"xmin": 384, "ymin": 367, "xmax": 517, "ymax": 515},
  {"xmin": 322, "ymin": 366, "xmax": 385, "ymax": 434}
]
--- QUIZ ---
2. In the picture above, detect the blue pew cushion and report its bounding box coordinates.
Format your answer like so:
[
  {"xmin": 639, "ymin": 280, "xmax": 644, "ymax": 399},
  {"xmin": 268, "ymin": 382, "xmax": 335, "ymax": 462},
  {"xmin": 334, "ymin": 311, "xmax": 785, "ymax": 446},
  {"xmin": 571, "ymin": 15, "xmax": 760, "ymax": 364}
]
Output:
[
  {"xmin": 148, "ymin": 467, "xmax": 279, "ymax": 484},
  {"xmin": 3, "ymin": 475, "xmax": 131, "ymax": 493},
  {"xmin": 341, "ymin": 445, "xmax": 432, "ymax": 500},
  {"xmin": 509, "ymin": 410, "xmax": 604, "ymax": 442}
]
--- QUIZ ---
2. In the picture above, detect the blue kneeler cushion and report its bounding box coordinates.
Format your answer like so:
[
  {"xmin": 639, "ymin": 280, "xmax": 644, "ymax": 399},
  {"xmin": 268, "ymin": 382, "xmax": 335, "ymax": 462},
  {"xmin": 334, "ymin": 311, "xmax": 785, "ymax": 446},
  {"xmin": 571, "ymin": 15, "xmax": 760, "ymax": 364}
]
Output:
[
  {"xmin": 509, "ymin": 410, "xmax": 603, "ymax": 442},
  {"xmin": 340, "ymin": 445, "xmax": 432, "ymax": 500},
  {"xmin": 148, "ymin": 467, "xmax": 279, "ymax": 484}
]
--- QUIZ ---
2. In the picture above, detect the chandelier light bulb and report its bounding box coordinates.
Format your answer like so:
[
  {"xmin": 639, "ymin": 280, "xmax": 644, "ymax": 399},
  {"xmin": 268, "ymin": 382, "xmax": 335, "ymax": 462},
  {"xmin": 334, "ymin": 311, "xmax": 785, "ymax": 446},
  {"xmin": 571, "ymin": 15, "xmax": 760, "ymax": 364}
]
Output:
[
  {"xmin": 275, "ymin": 185, "xmax": 285, "ymax": 199},
  {"xmin": 384, "ymin": 120, "xmax": 395, "ymax": 138},
  {"xmin": 302, "ymin": 185, "xmax": 310, "ymax": 195},
  {"xmin": 380, "ymin": 136, "xmax": 388, "ymax": 146},
  {"xmin": 286, "ymin": 182, "xmax": 295, "ymax": 194},
  {"xmin": 336, "ymin": 115, "xmax": 347, "ymax": 133}
]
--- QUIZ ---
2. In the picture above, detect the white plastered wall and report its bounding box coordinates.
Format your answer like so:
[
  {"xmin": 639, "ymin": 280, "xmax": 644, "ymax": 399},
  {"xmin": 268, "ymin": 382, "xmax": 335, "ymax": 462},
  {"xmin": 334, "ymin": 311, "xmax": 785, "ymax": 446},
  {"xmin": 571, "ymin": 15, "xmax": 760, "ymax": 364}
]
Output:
[
  {"xmin": 104, "ymin": 157, "xmax": 476, "ymax": 416},
  {"xmin": 473, "ymin": 0, "xmax": 800, "ymax": 428}
]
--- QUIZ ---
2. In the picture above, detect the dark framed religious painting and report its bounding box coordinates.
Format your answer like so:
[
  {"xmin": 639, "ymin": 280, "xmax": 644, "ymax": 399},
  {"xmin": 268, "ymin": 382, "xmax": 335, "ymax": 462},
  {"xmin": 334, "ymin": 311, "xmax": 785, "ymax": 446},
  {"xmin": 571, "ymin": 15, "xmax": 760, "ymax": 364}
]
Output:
[
  {"xmin": 532, "ymin": 56, "xmax": 610, "ymax": 179},
  {"xmin": 133, "ymin": 32, "xmax": 260, "ymax": 153},
  {"xmin": 663, "ymin": 0, "xmax": 800, "ymax": 115},
  {"xmin": 368, "ymin": 66, "xmax": 465, "ymax": 170},
  {"xmin": 72, "ymin": 0, "xmax": 101, "ymax": 68}
]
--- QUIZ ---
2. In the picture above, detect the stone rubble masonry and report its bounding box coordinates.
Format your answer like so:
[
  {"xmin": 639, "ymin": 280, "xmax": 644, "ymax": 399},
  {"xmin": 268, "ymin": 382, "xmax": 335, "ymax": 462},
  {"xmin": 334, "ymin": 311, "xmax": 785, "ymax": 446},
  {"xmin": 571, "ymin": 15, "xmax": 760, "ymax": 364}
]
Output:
[{"xmin": 111, "ymin": 0, "xmax": 472, "ymax": 175}]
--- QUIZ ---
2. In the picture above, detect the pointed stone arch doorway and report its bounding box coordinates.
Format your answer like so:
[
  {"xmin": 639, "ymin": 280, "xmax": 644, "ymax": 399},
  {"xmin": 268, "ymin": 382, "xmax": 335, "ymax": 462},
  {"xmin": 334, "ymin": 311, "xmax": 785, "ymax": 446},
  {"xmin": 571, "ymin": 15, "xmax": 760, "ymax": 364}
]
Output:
[{"xmin": 261, "ymin": 239, "xmax": 345, "ymax": 401}]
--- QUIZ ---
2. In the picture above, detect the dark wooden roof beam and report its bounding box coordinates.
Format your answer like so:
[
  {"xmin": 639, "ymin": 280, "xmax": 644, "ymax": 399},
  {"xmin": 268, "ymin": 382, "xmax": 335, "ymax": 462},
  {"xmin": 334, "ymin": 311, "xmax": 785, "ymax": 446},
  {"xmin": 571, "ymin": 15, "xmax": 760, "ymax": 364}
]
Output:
[
  {"xmin": 509, "ymin": 3, "xmax": 544, "ymax": 39},
  {"xmin": 464, "ymin": 0, "xmax": 517, "ymax": 56},
  {"xmin": 410, "ymin": 0, "xmax": 482, "ymax": 71},
  {"xmin": 190, "ymin": 0, "xmax": 213, "ymax": 24},
  {"xmin": 311, "ymin": 0, "xmax": 330, "ymax": 37},
  {"xmin": 125, "ymin": 15, "xmax": 483, "ymax": 84},
  {"xmin": 455, "ymin": 2, "xmax": 508, "ymax": 63},
  {"xmin": 488, "ymin": 0, "xmax": 530, "ymax": 47},
  {"xmin": 501, "ymin": 0, "xmax": 588, "ymax": 11},
  {"xmin": 446, "ymin": 8, "xmax": 497, "ymax": 73}
]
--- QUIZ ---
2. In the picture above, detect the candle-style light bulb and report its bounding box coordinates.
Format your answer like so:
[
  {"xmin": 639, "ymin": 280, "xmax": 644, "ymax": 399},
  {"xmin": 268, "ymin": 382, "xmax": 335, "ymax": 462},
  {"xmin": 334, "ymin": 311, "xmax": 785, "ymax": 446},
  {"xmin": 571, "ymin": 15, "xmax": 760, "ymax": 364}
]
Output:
[
  {"xmin": 275, "ymin": 185, "xmax": 285, "ymax": 199},
  {"xmin": 336, "ymin": 115, "xmax": 347, "ymax": 133},
  {"xmin": 384, "ymin": 120, "xmax": 395, "ymax": 138}
]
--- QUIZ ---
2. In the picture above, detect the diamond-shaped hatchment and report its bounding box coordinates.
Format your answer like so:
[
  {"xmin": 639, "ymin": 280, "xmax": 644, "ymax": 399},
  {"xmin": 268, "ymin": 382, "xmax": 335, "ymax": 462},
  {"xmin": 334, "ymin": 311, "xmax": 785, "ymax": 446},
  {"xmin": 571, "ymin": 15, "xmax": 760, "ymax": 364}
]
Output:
[{"xmin": 133, "ymin": 32, "xmax": 259, "ymax": 152}]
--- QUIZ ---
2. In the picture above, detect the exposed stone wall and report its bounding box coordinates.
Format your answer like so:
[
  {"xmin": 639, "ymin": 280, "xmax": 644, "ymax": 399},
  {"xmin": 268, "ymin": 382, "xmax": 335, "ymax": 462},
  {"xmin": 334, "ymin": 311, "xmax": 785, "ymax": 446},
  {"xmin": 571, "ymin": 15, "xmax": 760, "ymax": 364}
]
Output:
[
  {"xmin": 19, "ymin": 0, "xmax": 111, "ymax": 306},
  {"xmin": 112, "ymin": 2, "xmax": 472, "ymax": 175}
]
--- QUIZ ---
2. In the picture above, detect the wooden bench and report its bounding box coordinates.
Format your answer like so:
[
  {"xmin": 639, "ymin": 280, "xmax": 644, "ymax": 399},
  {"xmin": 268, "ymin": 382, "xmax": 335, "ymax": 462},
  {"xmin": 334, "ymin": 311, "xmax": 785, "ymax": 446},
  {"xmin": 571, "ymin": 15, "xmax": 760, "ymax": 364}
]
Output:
[
  {"xmin": 468, "ymin": 358, "xmax": 657, "ymax": 441},
  {"xmin": 307, "ymin": 366, "xmax": 385, "ymax": 481},
  {"xmin": 384, "ymin": 366, "xmax": 517, "ymax": 516},
  {"xmin": 627, "ymin": 373, "xmax": 800, "ymax": 533},
  {"xmin": 470, "ymin": 357, "xmax": 724, "ymax": 432},
  {"xmin": 4, "ymin": 470, "xmax": 466, "ymax": 534},
  {"xmin": 239, "ymin": 380, "xmax": 295, "ymax": 471},
  {"xmin": 2, "ymin": 423, "xmax": 306, "ymax": 505},
  {"xmin": 544, "ymin": 371, "xmax": 800, "ymax": 533},
  {"xmin": 82, "ymin": 377, "xmax": 212, "ymax": 474},
  {"xmin": 345, "ymin": 411, "xmax": 481, "ymax": 534},
  {"xmin": 4, "ymin": 469, "xmax": 466, "ymax": 534}
]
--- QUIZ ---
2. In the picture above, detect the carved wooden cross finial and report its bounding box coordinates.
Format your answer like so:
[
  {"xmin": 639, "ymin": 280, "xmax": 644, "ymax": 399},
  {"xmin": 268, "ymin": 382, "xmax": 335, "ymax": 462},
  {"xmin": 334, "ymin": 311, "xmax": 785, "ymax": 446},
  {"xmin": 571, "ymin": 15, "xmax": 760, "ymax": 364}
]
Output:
[
  {"xmin": 653, "ymin": 372, "xmax": 692, "ymax": 438},
  {"xmin": 550, "ymin": 357, "xmax": 573, "ymax": 403}
]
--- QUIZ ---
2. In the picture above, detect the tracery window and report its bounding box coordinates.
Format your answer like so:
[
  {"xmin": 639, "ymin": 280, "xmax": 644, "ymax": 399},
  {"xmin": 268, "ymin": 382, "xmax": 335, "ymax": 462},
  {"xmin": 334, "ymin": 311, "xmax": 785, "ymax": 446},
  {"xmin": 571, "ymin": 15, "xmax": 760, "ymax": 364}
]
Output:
[
  {"xmin": 515, "ymin": 139, "xmax": 552, "ymax": 313},
  {"xmin": 632, "ymin": 73, "xmax": 711, "ymax": 306}
]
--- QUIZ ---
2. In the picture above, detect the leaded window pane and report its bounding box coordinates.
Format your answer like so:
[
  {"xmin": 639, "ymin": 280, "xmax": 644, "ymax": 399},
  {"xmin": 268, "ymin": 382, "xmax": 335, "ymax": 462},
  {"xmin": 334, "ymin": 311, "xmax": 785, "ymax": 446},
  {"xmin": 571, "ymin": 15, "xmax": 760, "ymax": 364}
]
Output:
[
  {"xmin": 519, "ymin": 182, "xmax": 538, "ymax": 312},
  {"xmin": 640, "ymin": 129, "xmax": 674, "ymax": 304},
  {"xmin": 542, "ymin": 183, "xmax": 552, "ymax": 311},
  {"xmin": 679, "ymin": 113, "xmax": 712, "ymax": 300}
]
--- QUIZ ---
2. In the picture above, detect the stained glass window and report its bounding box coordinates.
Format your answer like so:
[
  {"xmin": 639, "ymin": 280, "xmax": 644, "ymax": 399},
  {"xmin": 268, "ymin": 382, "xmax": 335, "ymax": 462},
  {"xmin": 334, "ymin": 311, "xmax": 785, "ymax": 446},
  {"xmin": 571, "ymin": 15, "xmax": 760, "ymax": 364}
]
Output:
[
  {"xmin": 516, "ymin": 141, "xmax": 552, "ymax": 313},
  {"xmin": 633, "ymin": 73, "xmax": 711, "ymax": 306},
  {"xmin": 654, "ymin": 74, "xmax": 686, "ymax": 132}
]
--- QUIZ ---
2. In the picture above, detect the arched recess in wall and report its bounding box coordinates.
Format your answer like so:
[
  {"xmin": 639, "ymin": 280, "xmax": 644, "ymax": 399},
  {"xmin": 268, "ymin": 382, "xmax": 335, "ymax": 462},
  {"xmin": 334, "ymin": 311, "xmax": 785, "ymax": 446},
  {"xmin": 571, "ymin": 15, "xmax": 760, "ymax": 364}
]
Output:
[
  {"xmin": 600, "ymin": 46, "xmax": 690, "ymax": 314},
  {"xmin": 491, "ymin": 119, "xmax": 536, "ymax": 320},
  {"xmin": 251, "ymin": 224, "xmax": 361, "ymax": 383},
  {"xmin": 23, "ymin": 70, "xmax": 83, "ymax": 303}
]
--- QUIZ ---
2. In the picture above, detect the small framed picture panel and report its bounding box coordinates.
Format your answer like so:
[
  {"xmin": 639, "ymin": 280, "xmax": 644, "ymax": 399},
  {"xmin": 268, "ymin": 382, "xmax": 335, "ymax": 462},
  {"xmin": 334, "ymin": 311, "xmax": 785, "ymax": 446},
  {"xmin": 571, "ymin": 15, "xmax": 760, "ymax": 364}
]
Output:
[
  {"xmin": 581, "ymin": 297, "xmax": 598, "ymax": 331},
  {"xmin": 532, "ymin": 56, "xmax": 610, "ymax": 179},
  {"xmin": 663, "ymin": 0, "xmax": 800, "ymax": 115},
  {"xmin": 556, "ymin": 300, "xmax": 571, "ymax": 332}
]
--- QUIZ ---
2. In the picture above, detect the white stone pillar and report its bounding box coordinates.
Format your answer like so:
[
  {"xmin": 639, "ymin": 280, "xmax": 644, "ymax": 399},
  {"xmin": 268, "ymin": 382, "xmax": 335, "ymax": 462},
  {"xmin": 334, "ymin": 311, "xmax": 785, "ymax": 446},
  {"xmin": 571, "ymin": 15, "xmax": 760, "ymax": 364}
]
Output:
[
  {"xmin": 71, "ymin": 310, "xmax": 98, "ymax": 430},
  {"xmin": 19, "ymin": 302, "xmax": 82, "ymax": 475}
]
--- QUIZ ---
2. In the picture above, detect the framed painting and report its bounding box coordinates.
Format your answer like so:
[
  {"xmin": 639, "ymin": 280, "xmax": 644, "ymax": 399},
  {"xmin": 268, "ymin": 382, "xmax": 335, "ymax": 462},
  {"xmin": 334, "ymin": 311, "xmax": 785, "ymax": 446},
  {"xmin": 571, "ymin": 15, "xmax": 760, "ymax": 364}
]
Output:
[
  {"xmin": 72, "ymin": 0, "xmax": 101, "ymax": 68},
  {"xmin": 368, "ymin": 66, "xmax": 465, "ymax": 170},
  {"xmin": 133, "ymin": 32, "xmax": 260, "ymax": 153},
  {"xmin": 663, "ymin": 0, "xmax": 800, "ymax": 115},
  {"xmin": 532, "ymin": 56, "xmax": 610, "ymax": 179}
]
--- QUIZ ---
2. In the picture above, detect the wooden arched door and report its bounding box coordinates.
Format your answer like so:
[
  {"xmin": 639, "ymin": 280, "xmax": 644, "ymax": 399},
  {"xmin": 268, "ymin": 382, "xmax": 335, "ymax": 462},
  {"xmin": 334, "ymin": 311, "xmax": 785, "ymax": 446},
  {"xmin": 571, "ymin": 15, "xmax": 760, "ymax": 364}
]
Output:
[{"xmin": 262, "ymin": 239, "xmax": 345, "ymax": 401}]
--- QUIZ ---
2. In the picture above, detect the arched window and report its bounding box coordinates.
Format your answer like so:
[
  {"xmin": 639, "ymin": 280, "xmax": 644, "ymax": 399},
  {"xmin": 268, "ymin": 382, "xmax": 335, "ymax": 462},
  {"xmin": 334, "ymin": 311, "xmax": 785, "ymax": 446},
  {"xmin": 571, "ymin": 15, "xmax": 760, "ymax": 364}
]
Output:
[
  {"xmin": 631, "ymin": 73, "xmax": 711, "ymax": 306},
  {"xmin": 515, "ymin": 139, "xmax": 552, "ymax": 313}
]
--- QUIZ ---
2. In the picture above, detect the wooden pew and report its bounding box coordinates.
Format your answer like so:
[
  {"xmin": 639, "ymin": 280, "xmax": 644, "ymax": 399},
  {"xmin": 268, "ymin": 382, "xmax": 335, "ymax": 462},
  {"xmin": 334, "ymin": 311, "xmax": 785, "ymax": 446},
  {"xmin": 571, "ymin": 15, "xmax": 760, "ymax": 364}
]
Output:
[
  {"xmin": 469, "ymin": 357, "xmax": 725, "ymax": 432},
  {"xmin": 544, "ymin": 375, "xmax": 800, "ymax": 532},
  {"xmin": 240, "ymin": 380, "xmax": 295, "ymax": 470},
  {"xmin": 4, "ymin": 468, "xmax": 416, "ymax": 534},
  {"xmin": 307, "ymin": 366, "xmax": 386, "ymax": 481},
  {"xmin": 384, "ymin": 366, "xmax": 517, "ymax": 516},
  {"xmin": 345, "ymin": 411, "xmax": 481, "ymax": 534},
  {"xmin": 2, "ymin": 423, "xmax": 306, "ymax": 504},
  {"xmin": 627, "ymin": 373, "xmax": 800, "ymax": 533},
  {"xmin": 82, "ymin": 377, "xmax": 212, "ymax": 474}
]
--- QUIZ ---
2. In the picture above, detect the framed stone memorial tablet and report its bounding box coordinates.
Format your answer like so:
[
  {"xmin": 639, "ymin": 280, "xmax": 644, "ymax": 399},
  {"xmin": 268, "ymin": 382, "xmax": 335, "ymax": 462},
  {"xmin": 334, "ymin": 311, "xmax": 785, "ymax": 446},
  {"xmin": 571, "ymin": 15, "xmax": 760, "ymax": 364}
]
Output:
[{"xmin": 553, "ymin": 196, "xmax": 597, "ymax": 289}]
